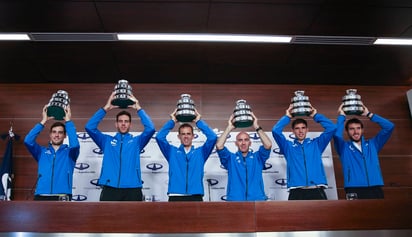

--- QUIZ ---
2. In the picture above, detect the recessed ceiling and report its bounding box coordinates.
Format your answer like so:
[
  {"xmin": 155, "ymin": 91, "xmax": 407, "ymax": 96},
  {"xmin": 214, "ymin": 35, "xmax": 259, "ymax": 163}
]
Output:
[{"xmin": 0, "ymin": 0, "xmax": 411, "ymax": 85}]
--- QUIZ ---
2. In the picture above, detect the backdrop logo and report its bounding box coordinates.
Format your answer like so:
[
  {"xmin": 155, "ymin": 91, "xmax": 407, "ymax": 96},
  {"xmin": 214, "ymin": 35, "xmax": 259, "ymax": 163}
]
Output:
[
  {"xmin": 77, "ymin": 132, "xmax": 91, "ymax": 140},
  {"xmin": 193, "ymin": 134, "xmax": 199, "ymax": 139},
  {"xmin": 272, "ymin": 147, "xmax": 281, "ymax": 155},
  {"xmin": 72, "ymin": 194, "xmax": 87, "ymax": 201},
  {"xmin": 289, "ymin": 134, "xmax": 296, "ymax": 139},
  {"xmin": 92, "ymin": 148, "xmax": 103, "ymax": 155},
  {"xmin": 75, "ymin": 163, "xmax": 90, "ymax": 170},
  {"xmin": 250, "ymin": 133, "xmax": 261, "ymax": 140},
  {"xmin": 206, "ymin": 178, "xmax": 219, "ymax": 186},
  {"xmin": 263, "ymin": 163, "xmax": 272, "ymax": 170},
  {"xmin": 146, "ymin": 163, "xmax": 163, "ymax": 171},
  {"xmin": 220, "ymin": 195, "xmax": 227, "ymax": 201},
  {"xmin": 140, "ymin": 148, "xmax": 145, "ymax": 154},
  {"xmin": 90, "ymin": 179, "xmax": 99, "ymax": 186},
  {"xmin": 275, "ymin": 178, "xmax": 288, "ymax": 187}
]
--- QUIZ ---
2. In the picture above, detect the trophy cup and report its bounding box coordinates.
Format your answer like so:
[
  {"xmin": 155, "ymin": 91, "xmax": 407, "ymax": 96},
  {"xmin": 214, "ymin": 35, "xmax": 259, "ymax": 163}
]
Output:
[
  {"xmin": 176, "ymin": 94, "xmax": 196, "ymax": 122},
  {"xmin": 47, "ymin": 90, "xmax": 70, "ymax": 120},
  {"xmin": 111, "ymin": 79, "xmax": 134, "ymax": 109},
  {"xmin": 291, "ymin": 90, "xmax": 312, "ymax": 117},
  {"xmin": 233, "ymin": 99, "xmax": 253, "ymax": 128},
  {"xmin": 342, "ymin": 89, "xmax": 363, "ymax": 115}
]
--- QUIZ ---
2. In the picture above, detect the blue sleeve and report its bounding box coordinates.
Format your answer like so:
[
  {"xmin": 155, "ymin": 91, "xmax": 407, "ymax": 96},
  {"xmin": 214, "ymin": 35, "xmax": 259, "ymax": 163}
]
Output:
[
  {"xmin": 217, "ymin": 147, "xmax": 231, "ymax": 169},
  {"xmin": 271, "ymin": 115, "xmax": 291, "ymax": 155},
  {"xmin": 155, "ymin": 120, "xmax": 175, "ymax": 161},
  {"xmin": 197, "ymin": 120, "xmax": 218, "ymax": 162},
  {"xmin": 257, "ymin": 145, "xmax": 271, "ymax": 163},
  {"xmin": 24, "ymin": 123, "xmax": 45, "ymax": 161},
  {"xmin": 333, "ymin": 114, "xmax": 346, "ymax": 155},
  {"xmin": 84, "ymin": 108, "xmax": 107, "ymax": 149},
  {"xmin": 313, "ymin": 113, "xmax": 336, "ymax": 151},
  {"xmin": 136, "ymin": 109, "xmax": 156, "ymax": 149},
  {"xmin": 369, "ymin": 114, "xmax": 395, "ymax": 151},
  {"xmin": 65, "ymin": 121, "xmax": 80, "ymax": 162}
]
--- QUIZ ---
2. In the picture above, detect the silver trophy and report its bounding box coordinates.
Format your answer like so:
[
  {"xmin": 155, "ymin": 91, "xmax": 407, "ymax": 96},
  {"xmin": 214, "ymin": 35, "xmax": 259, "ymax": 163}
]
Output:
[
  {"xmin": 111, "ymin": 79, "xmax": 134, "ymax": 108},
  {"xmin": 342, "ymin": 89, "xmax": 363, "ymax": 115},
  {"xmin": 176, "ymin": 94, "xmax": 196, "ymax": 122},
  {"xmin": 291, "ymin": 90, "xmax": 312, "ymax": 117},
  {"xmin": 47, "ymin": 90, "xmax": 70, "ymax": 120},
  {"xmin": 233, "ymin": 99, "xmax": 253, "ymax": 128}
]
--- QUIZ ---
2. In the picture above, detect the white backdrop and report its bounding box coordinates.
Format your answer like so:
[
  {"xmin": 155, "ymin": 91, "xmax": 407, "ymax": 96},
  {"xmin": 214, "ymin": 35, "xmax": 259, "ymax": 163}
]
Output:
[{"xmin": 71, "ymin": 129, "xmax": 337, "ymax": 202}]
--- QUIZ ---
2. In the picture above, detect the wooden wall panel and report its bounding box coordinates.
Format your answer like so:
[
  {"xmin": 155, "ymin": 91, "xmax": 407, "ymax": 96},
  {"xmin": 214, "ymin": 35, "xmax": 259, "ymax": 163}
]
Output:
[{"xmin": 0, "ymin": 83, "xmax": 410, "ymax": 201}]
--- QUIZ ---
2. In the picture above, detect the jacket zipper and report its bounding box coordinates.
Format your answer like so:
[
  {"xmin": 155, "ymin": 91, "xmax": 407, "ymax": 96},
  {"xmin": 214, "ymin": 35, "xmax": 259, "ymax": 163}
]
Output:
[
  {"xmin": 243, "ymin": 156, "xmax": 248, "ymax": 200},
  {"xmin": 185, "ymin": 154, "xmax": 189, "ymax": 194},
  {"xmin": 362, "ymin": 154, "xmax": 370, "ymax": 186},
  {"xmin": 118, "ymin": 135, "xmax": 124, "ymax": 187},
  {"xmin": 51, "ymin": 152, "xmax": 56, "ymax": 193},
  {"xmin": 301, "ymin": 145, "xmax": 309, "ymax": 186}
]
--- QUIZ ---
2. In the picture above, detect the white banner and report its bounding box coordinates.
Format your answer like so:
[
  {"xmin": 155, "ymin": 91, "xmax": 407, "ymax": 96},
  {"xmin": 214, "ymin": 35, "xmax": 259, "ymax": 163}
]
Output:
[{"xmin": 72, "ymin": 130, "xmax": 337, "ymax": 201}]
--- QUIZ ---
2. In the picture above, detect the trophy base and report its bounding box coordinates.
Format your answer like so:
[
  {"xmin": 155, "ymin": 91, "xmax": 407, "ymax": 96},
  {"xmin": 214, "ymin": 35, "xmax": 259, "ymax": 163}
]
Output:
[
  {"xmin": 234, "ymin": 120, "xmax": 253, "ymax": 128},
  {"xmin": 291, "ymin": 112, "xmax": 311, "ymax": 117},
  {"xmin": 344, "ymin": 111, "xmax": 363, "ymax": 115},
  {"xmin": 47, "ymin": 106, "xmax": 65, "ymax": 120},
  {"xmin": 111, "ymin": 99, "xmax": 134, "ymax": 109},
  {"xmin": 176, "ymin": 114, "xmax": 196, "ymax": 123}
]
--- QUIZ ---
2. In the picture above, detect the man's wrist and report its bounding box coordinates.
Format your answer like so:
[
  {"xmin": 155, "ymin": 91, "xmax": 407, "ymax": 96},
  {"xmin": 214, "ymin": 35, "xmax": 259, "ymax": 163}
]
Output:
[{"xmin": 255, "ymin": 126, "xmax": 263, "ymax": 132}]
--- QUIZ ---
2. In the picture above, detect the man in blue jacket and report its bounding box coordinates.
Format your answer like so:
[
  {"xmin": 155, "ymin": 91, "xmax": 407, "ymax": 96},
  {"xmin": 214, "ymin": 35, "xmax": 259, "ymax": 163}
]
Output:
[
  {"xmin": 24, "ymin": 105, "xmax": 80, "ymax": 201},
  {"xmin": 216, "ymin": 113, "xmax": 272, "ymax": 201},
  {"xmin": 272, "ymin": 104, "xmax": 336, "ymax": 200},
  {"xmin": 85, "ymin": 92, "xmax": 155, "ymax": 201},
  {"xmin": 334, "ymin": 103, "xmax": 394, "ymax": 199},
  {"xmin": 156, "ymin": 108, "xmax": 217, "ymax": 201}
]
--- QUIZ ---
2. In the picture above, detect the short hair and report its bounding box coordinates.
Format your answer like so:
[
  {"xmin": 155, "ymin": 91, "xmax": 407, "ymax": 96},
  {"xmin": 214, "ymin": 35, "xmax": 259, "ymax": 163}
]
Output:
[
  {"xmin": 291, "ymin": 118, "xmax": 307, "ymax": 129},
  {"xmin": 116, "ymin": 110, "xmax": 131, "ymax": 122},
  {"xmin": 178, "ymin": 123, "xmax": 193, "ymax": 134},
  {"xmin": 50, "ymin": 122, "xmax": 66, "ymax": 134},
  {"xmin": 345, "ymin": 118, "xmax": 364, "ymax": 131}
]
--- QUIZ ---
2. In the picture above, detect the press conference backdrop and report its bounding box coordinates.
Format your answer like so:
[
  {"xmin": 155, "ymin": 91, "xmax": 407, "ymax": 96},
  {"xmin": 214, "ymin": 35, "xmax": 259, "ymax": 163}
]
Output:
[{"xmin": 71, "ymin": 130, "xmax": 337, "ymax": 202}]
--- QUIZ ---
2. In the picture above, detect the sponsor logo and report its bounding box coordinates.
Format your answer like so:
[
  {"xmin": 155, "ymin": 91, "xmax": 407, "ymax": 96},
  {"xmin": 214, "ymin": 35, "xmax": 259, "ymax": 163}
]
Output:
[
  {"xmin": 90, "ymin": 179, "xmax": 99, "ymax": 186},
  {"xmin": 206, "ymin": 178, "xmax": 219, "ymax": 186},
  {"xmin": 146, "ymin": 163, "xmax": 163, "ymax": 171},
  {"xmin": 92, "ymin": 148, "xmax": 103, "ymax": 155},
  {"xmin": 263, "ymin": 163, "xmax": 272, "ymax": 170},
  {"xmin": 220, "ymin": 195, "xmax": 227, "ymax": 201},
  {"xmin": 272, "ymin": 147, "xmax": 281, "ymax": 154},
  {"xmin": 72, "ymin": 194, "xmax": 87, "ymax": 201},
  {"xmin": 250, "ymin": 133, "xmax": 261, "ymax": 140},
  {"xmin": 77, "ymin": 132, "xmax": 91, "ymax": 140},
  {"xmin": 141, "ymin": 148, "xmax": 145, "ymax": 154},
  {"xmin": 275, "ymin": 178, "xmax": 288, "ymax": 187},
  {"xmin": 75, "ymin": 163, "xmax": 90, "ymax": 170}
]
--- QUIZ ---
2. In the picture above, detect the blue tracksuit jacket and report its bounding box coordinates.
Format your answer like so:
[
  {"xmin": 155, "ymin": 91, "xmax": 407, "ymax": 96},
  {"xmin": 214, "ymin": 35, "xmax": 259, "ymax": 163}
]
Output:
[
  {"xmin": 272, "ymin": 113, "xmax": 336, "ymax": 188},
  {"xmin": 85, "ymin": 108, "xmax": 155, "ymax": 188},
  {"xmin": 155, "ymin": 119, "xmax": 217, "ymax": 196},
  {"xmin": 24, "ymin": 121, "xmax": 80, "ymax": 195},
  {"xmin": 217, "ymin": 146, "xmax": 271, "ymax": 201},
  {"xmin": 333, "ymin": 114, "xmax": 394, "ymax": 188}
]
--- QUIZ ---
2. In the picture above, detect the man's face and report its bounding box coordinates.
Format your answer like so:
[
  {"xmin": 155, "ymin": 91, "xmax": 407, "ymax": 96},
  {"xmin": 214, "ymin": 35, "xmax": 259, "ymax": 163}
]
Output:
[
  {"xmin": 235, "ymin": 132, "xmax": 251, "ymax": 153},
  {"xmin": 346, "ymin": 123, "xmax": 363, "ymax": 142},
  {"xmin": 292, "ymin": 123, "xmax": 308, "ymax": 141},
  {"xmin": 178, "ymin": 127, "xmax": 194, "ymax": 147},
  {"xmin": 116, "ymin": 114, "xmax": 131, "ymax": 134},
  {"xmin": 49, "ymin": 126, "xmax": 66, "ymax": 146}
]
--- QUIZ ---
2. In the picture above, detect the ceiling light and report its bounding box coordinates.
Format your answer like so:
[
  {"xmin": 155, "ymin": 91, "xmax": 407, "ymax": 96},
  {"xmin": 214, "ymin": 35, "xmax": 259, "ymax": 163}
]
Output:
[
  {"xmin": 374, "ymin": 38, "xmax": 412, "ymax": 45},
  {"xmin": 117, "ymin": 33, "xmax": 292, "ymax": 43},
  {"xmin": 0, "ymin": 33, "xmax": 30, "ymax": 40}
]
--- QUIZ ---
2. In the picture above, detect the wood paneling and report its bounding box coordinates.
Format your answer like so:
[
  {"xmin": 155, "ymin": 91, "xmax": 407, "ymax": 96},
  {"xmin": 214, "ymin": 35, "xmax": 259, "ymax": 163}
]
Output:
[
  {"xmin": 0, "ymin": 83, "xmax": 410, "ymax": 201},
  {"xmin": 0, "ymin": 200, "xmax": 410, "ymax": 233}
]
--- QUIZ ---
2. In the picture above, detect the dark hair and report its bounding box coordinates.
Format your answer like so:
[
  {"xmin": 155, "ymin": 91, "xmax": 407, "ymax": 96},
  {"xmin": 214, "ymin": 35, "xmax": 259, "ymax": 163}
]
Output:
[
  {"xmin": 178, "ymin": 123, "xmax": 193, "ymax": 134},
  {"xmin": 50, "ymin": 122, "xmax": 66, "ymax": 134},
  {"xmin": 345, "ymin": 118, "xmax": 364, "ymax": 131},
  {"xmin": 291, "ymin": 118, "xmax": 307, "ymax": 129},
  {"xmin": 116, "ymin": 111, "xmax": 131, "ymax": 122}
]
